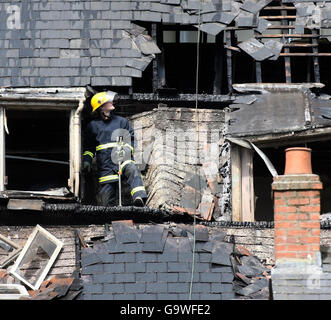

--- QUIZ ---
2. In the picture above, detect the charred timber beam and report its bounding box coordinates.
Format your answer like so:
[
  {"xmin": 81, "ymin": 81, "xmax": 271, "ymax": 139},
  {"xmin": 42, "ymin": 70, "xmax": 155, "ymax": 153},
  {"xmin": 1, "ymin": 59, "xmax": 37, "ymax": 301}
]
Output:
[
  {"xmin": 226, "ymin": 26, "xmax": 295, "ymax": 31},
  {"xmin": 213, "ymin": 32, "xmax": 224, "ymax": 95},
  {"xmin": 259, "ymin": 15, "xmax": 296, "ymax": 19},
  {"xmin": 279, "ymin": 53, "xmax": 331, "ymax": 57},
  {"xmin": 312, "ymin": 29, "xmax": 321, "ymax": 84},
  {"xmin": 262, "ymin": 6, "xmax": 295, "ymax": 10},
  {"xmin": 151, "ymin": 23, "xmax": 159, "ymax": 94},
  {"xmin": 119, "ymin": 93, "xmax": 233, "ymax": 103},
  {"xmin": 254, "ymin": 29, "xmax": 262, "ymax": 83},
  {"xmin": 283, "ymin": 43, "xmax": 318, "ymax": 48},
  {"xmin": 226, "ymin": 30, "xmax": 233, "ymax": 94},
  {"xmin": 281, "ymin": 9, "xmax": 291, "ymax": 83},
  {"xmin": 255, "ymin": 34, "xmax": 319, "ymax": 38}
]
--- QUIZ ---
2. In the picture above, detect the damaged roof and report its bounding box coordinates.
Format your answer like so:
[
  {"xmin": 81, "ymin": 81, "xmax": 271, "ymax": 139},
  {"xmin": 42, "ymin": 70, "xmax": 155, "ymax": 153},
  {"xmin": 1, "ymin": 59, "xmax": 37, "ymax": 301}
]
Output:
[
  {"xmin": 81, "ymin": 220, "xmax": 271, "ymax": 300},
  {"xmin": 1, "ymin": 0, "xmax": 330, "ymax": 88}
]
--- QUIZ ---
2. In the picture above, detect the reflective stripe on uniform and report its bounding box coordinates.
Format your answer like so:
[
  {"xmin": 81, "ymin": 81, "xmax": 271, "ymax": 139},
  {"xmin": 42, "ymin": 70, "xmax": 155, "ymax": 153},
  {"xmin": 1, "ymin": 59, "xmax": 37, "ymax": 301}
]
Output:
[
  {"xmin": 96, "ymin": 142, "xmax": 118, "ymax": 151},
  {"xmin": 83, "ymin": 151, "xmax": 94, "ymax": 159},
  {"xmin": 96, "ymin": 142, "xmax": 134, "ymax": 153},
  {"xmin": 99, "ymin": 174, "xmax": 118, "ymax": 183},
  {"xmin": 131, "ymin": 186, "xmax": 146, "ymax": 196},
  {"xmin": 119, "ymin": 159, "xmax": 135, "ymax": 173}
]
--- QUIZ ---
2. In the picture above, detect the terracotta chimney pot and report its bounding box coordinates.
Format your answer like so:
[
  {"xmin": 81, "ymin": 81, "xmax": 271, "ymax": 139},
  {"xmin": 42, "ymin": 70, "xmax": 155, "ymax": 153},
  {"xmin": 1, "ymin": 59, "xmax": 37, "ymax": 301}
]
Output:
[{"xmin": 284, "ymin": 147, "xmax": 312, "ymax": 175}]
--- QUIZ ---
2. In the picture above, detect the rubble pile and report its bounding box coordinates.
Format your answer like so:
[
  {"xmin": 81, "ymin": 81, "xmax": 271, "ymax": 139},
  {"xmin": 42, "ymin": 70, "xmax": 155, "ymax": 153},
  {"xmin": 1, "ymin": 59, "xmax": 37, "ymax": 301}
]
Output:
[
  {"xmin": 0, "ymin": 269, "xmax": 82, "ymax": 300},
  {"xmin": 231, "ymin": 245, "xmax": 271, "ymax": 300},
  {"xmin": 23, "ymin": 274, "xmax": 82, "ymax": 300}
]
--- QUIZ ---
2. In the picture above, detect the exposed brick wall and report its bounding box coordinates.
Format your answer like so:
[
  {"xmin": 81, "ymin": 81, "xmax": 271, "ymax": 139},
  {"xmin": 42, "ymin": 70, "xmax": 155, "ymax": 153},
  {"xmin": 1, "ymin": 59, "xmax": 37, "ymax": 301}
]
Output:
[
  {"xmin": 272, "ymin": 174, "xmax": 322, "ymax": 263},
  {"xmin": 270, "ymin": 173, "xmax": 331, "ymax": 300}
]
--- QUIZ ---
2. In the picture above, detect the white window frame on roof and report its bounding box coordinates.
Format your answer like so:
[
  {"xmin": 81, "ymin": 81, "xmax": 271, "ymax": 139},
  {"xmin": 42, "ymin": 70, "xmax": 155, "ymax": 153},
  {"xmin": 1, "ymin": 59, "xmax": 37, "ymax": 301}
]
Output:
[
  {"xmin": 8, "ymin": 224, "xmax": 63, "ymax": 291},
  {"xmin": 0, "ymin": 284, "xmax": 30, "ymax": 300}
]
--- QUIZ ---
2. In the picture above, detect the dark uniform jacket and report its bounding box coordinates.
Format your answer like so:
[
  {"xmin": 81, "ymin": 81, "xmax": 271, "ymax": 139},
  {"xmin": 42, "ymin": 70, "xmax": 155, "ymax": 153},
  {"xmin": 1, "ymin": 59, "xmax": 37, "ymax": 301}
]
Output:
[{"xmin": 83, "ymin": 114, "xmax": 135, "ymax": 184}]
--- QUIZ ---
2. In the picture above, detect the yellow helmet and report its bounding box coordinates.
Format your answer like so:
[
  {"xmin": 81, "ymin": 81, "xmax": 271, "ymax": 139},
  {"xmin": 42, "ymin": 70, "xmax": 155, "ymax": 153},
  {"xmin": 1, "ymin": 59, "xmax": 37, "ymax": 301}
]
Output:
[{"xmin": 90, "ymin": 91, "xmax": 118, "ymax": 112}]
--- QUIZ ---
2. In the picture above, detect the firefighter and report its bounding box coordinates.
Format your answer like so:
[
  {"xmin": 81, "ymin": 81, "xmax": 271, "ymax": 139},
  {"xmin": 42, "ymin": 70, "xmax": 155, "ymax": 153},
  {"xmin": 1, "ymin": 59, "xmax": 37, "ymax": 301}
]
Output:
[{"xmin": 82, "ymin": 91, "xmax": 147, "ymax": 207}]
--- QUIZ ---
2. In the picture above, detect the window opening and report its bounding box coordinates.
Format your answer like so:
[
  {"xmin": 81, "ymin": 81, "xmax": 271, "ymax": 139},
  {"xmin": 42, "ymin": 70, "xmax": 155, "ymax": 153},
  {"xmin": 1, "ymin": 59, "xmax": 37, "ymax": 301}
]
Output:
[{"xmin": 5, "ymin": 110, "xmax": 70, "ymax": 192}]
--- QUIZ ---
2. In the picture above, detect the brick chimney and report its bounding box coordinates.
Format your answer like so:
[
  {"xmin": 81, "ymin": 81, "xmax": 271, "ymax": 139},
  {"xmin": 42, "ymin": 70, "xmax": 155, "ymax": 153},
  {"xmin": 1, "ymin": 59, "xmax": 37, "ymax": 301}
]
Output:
[
  {"xmin": 270, "ymin": 150, "xmax": 331, "ymax": 300},
  {"xmin": 272, "ymin": 174, "xmax": 322, "ymax": 264}
]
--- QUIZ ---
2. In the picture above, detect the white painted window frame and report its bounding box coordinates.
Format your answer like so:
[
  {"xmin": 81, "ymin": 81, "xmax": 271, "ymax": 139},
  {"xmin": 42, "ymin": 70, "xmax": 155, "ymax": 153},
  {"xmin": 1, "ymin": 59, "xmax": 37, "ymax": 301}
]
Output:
[
  {"xmin": 8, "ymin": 224, "xmax": 63, "ymax": 290},
  {"xmin": 0, "ymin": 234, "xmax": 22, "ymax": 268},
  {"xmin": 0, "ymin": 88, "xmax": 85, "ymax": 198},
  {"xmin": 0, "ymin": 284, "xmax": 29, "ymax": 300}
]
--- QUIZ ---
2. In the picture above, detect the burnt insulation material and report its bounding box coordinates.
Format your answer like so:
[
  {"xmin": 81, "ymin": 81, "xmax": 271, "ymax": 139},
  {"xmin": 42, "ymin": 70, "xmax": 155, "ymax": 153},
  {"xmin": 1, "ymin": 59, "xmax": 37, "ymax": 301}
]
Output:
[
  {"xmin": 43, "ymin": 203, "xmax": 172, "ymax": 216},
  {"xmin": 201, "ymin": 220, "xmax": 331, "ymax": 230},
  {"xmin": 41, "ymin": 203, "xmax": 190, "ymax": 223},
  {"xmin": 1, "ymin": 202, "xmax": 331, "ymax": 229},
  {"xmin": 200, "ymin": 221, "xmax": 274, "ymax": 229}
]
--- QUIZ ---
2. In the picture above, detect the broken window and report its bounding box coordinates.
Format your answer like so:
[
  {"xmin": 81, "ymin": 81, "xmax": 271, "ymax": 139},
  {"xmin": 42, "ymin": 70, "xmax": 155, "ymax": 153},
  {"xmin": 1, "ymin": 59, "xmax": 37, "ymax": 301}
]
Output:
[
  {"xmin": 5, "ymin": 109, "xmax": 70, "ymax": 191},
  {"xmin": 0, "ymin": 88, "xmax": 86, "ymax": 202},
  {"xmin": 0, "ymin": 234, "xmax": 21, "ymax": 268},
  {"xmin": 133, "ymin": 23, "xmax": 228, "ymax": 94},
  {"xmin": 131, "ymin": 1, "xmax": 331, "ymax": 96},
  {"xmin": 8, "ymin": 225, "xmax": 63, "ymax": 290}
]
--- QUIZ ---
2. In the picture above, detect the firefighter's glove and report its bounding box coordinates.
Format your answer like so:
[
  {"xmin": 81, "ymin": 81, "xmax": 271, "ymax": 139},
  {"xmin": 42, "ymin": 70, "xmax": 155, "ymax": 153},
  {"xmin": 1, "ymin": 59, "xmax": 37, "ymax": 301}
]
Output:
[{"xmin": 83, "ymin": 161, "xmax": 91, "ymax": 173}]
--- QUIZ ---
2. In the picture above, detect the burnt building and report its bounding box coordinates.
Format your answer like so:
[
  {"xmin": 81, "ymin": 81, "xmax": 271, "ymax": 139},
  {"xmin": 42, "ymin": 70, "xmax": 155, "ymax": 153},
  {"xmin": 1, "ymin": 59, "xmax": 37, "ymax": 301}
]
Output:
[{"xmin": 0, "ymin": 0, "xmax": 331, "ymax": 301}]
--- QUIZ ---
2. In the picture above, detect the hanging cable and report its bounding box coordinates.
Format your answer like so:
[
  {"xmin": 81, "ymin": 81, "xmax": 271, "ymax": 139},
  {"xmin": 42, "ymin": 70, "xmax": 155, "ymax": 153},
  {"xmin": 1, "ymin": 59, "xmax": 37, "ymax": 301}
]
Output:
[{"xmin": 189, "ymin": 0, "xmax": 202, "ymax": 300}]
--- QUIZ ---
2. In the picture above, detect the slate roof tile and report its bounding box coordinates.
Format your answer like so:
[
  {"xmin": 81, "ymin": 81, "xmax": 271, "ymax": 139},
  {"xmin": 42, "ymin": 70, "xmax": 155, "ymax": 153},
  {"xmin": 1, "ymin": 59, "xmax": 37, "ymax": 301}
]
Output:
[
  {"xmin": 142, "ymin": 229, "xmax": 168, "ymax": 253},
  {"xmin": 140, "ymin": 224, "xmax": 165, "ymax": 243},
  {"xmin": 80, "ymin": 222, "xmax": 270, "ymax": 300},
  {"xmin": 1, "ymin": 0, "xmax": 297, "ymax": 87},
  {"xmin": 112, "ymin": 220, "xmax": 142, "ymax": 244}
]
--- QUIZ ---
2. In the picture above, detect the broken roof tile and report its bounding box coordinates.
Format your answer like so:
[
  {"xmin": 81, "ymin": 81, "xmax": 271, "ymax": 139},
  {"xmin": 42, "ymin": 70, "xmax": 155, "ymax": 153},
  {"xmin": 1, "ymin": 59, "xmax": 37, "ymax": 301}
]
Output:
[
  {"xmin": 264, "ymin": 40, "xmax": 284, "ymax": 61},
  {"xmin": 195, "ymin": 22, "xmax": 227, "ymax": 36},
  {"xmin": 187, "ymin": 234, "xmax": 210, "ymax": 252},
  {"xmin": 126, "ymin": 56, "xmax": 153, "ymax": 71},
  {"xmin": 178, "ymin": 224, "xmax": 209, "ymax": 241},
  {"xmin": 180, "ymin": 186, "xmax": 201, "ymax": 210},
  {"xmin": 161, "ymin": 0, "xmax": 181, "ymax": 4},
  {"xmin": 197, "ymin": 190, "xmax": 214, "ymax": 220},
  {"xmin": 235, "ymin": 9, "xmax": 257, "ymax": 27},
  {"xmin": 294, "ymin": 2, "xmax": 316, "ymax": 17},
  {"xmin": 184, "ymin": 172, "xmax": 208, "ymax": 190},
  {"xmin": 140, "ymin": 224, "xmax": 165, "ymax": 243},
  {"xmin": 107, "ymin": 238, "xmax": 125, "ymax": 253},
  {"xmin": 235, "ymin": 272, "xmax": 252, "ymax": 285},
  {"xmin": 112, "ymin": 220, "xmax": 141, "ymax": 244},
  {"xmin": 241, "ymin": 0, "xmax": 273, "ymax": 14},
  {"xmin": 81, "ymin": 252, "xmax": 103, "ymax": 268},
  {"xmin": 133, "ymin": 34, "xmax": 161, "ymax": 55},
  {"xmin": 236, "ymin": 278, "xmax": 268, "ymax": 296},
  {"xmin": 238, "ymin": 38, "xmax": 274, "ymax": 61},
  {"xmin": 254, "ymin": 18, "xmax": 272, "ymax": 34},
  {"xmin": 234, "ymin": 245, "xmax": 253, "ymax": 257},
  {"xmin": 211, "ymin": 242, "xmax": 233, "ymax": 266},
  {"xmin": 237, "ymin": 262, "xmax": 266, "ymax": 277},
  {"xmin": 169, "ymin": 226, "xmax": 187, "ymax": 237},
  {"xmin": 142, "ymin": 229, "xmax": 168, "ymax": 253}
]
